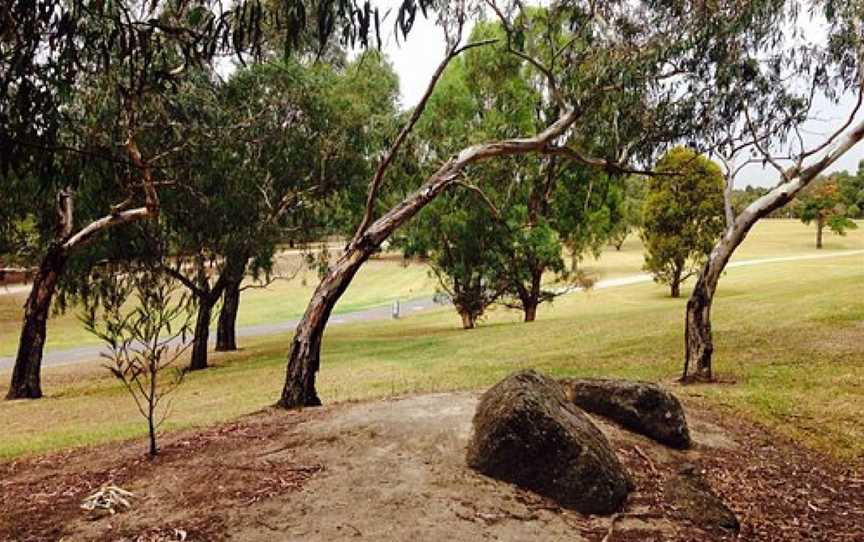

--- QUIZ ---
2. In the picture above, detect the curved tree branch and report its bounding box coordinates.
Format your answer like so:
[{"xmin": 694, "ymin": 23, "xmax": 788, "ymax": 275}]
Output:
[{"xmin": 351, "ymin": 37, "xmax": 497, "ymax": 244}]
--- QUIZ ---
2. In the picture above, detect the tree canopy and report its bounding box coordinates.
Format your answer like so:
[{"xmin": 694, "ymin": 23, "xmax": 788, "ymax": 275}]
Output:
[{"xmin": 641, "ymin": 147, "xmax": 725, "ymax": 298}]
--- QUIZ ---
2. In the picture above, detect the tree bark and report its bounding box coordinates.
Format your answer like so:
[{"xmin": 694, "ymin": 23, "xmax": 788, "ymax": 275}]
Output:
[
  {"xmin": 670, "ymin": 259, "xmax": 685, "ymax": 298},
  {"xmin": 459, "ymin": 310, "xmax": 476, "ymax": 329},
  {"xmin": 216, "ymin": 278, "xmax": 241, "ymax": 352},
  {"xmin": 682, "ymin": 115, "xmax": 864, "ymax": 381},
  {"xmin": 189, "ymin": 298, "xmax": 215, "ymax": 371},
  {"xmin": 278, "ymin": 248, "xmax": 369, "ymax": 408},
  {"xmin": 524, "ymin": 301, "xmax": 538, "ymax": 323},
  {"xmin": 570, "ymin": 249, "xmax": 579, "ymax": 273},
  {"xmin": 6, "ymin": 248, "xmax": 68, "ymax": 399},
  {"xmin": 523, "ymin": 269, "xmax": 543, "ymax": 322},
  {"xmin": 683, "ymin": 266, "xmax": 718, "ymax": 381},
  {"xmin": 816, "ymin": 219, "xmax": 824, "ymax": 249},
  {"xmin": 277, "ymin": 108, "xmax": 582, "ymax": 408}
]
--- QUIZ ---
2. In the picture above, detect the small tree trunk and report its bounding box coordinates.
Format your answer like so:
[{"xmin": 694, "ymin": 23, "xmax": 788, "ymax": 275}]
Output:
[
  {"xmin": 6, "ymin": 248, "xmax": 67, "ymax": 400},
  {"xmin": 216, "ymin": 279, "xmax": 241, "ymax": 352},
  {"xmin": 683, "ymin": 267, "xmax": 717, "ymax": 381},
  {"xmin": 148, "ymin": 416, "xmax": 157, "ymax": 457},
  {"xmin": 523, "ymin": 270, "xmax": 542, "ymax": 323},
  {"xmin": 670, "ymin": 261, "xmax": 683, "ymax": 298},
  {"xmin": 459, "ymin": 310, "xmax": 476, "ymax": 329},
  {"xmin": 816, "ymin": 219, "xmax": 824, "ymax": 249},
  {"xmin": 148, "ymin": 372, "xmax": 158, "ymax": 457},
  {"xmin": 189, "ymin": 298, "xmax": 214, "ymax": 371},
  {"xmin": 524, "ymin": 301, "xmax": 538, "ymax": 322}
]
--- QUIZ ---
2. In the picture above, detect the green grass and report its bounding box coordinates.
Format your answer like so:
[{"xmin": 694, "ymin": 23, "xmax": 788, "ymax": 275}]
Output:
[
  {"xmin": 0, "ymin": 253, "xmax": 438, "ymax": 357},
  {"xmin": 0, "ymin": 219, "xmax": 862, "ymax": 461}
]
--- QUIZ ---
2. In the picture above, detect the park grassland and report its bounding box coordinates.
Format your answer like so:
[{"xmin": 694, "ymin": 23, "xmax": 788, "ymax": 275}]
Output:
[
  {"xmin": 0, "ymin": 255, "xmax": 438, "ymax": 357},
  {"xmin": 0, "ymin": 219, "xmax": 862, "ymax": 462}
]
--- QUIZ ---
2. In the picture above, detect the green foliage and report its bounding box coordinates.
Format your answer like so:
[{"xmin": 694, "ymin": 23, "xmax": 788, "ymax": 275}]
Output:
[
  {"xmin": 321, "ymin": 51, "xmax": 401, "ymax": 235},
  {"xmin": 798, "ymin": 178, "xmax": 859, "ymax": 247},
  {"xmin": 606, "ymin": 176, "xmax": 646, "ymax": 250},
  {"xmin": 402, "ymin": 191, "xmax": 507, "ymax": 328},
  {"xmin": 641, "ymin": 147, "xmax": 725, "ymax": 297},
  {"xmin": 399, "ymin": 14, "xmax": 635, "ymax": 323},
  {"xmin": 81, "ymin": 266, "xmax": 194, "ymax": 456},
  {"xmin": 835, "ymin": 164, "xmax": 864, "ymax": 218}
]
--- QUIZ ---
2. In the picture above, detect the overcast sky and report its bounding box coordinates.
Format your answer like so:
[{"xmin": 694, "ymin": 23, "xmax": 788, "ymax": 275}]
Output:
[{"xmin": 370, "ymin": 7, "xmax": 863, "ymax": 188}]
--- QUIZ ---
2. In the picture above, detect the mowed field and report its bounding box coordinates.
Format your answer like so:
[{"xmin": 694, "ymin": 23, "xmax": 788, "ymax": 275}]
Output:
[{"xmin": 0, "ymin": 219, "xmax": 862, "ymax": 461}]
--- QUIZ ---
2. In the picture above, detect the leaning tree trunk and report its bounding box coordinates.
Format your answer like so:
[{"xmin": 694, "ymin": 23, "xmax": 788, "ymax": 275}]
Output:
[
  {"xmin": 278, "ymin": 248, "xmax": 370, "ymax": 408},
  {"xmin": 6, "ymin": 248, "xmax": 67, "ymax": 399},
  {"xmin": 216, "ymin": 278, "xmax": 241, "ymax": 352},
  {"xmin": 276, "ymin": 106, "xmax": 583, "ymax": 408},
  {"xmin": 189, "ymin": 298, "xmax": 215, "ymax": 371},
  {"xmin": 683, "ymin": 262, "xmax": 721, "ymax": 381},
  {"xmin": 5, "ymin": 137, "xmax": 158, "ymax": 399},
  {"xmin": 682, "ymin": 116, "xmax": 864, "ymax": 381}
]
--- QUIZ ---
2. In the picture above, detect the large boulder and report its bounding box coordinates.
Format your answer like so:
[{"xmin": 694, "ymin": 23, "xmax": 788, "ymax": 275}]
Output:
[
  {"xmin": 466, "ymin": 370, "xmax": 632, "ymax": 515},
  {"xmin": 561, "ymin": 378, "xmax": 692, "ymax": 449}
]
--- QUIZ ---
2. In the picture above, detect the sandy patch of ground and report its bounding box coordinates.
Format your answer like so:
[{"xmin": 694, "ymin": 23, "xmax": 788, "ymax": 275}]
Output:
[{"xmin": 1, "ymin": 392, "xmax": 863, "ymax": 541}]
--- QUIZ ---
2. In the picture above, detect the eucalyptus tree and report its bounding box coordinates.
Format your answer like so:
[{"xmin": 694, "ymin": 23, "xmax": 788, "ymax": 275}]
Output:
[
  {"xmin": 399, "ymin": 190, "xmax": 508, "ymax": 329},
  {"xmin": 399, "ymin": 20, "xmax": 566, "ymax": 324},
  {"xmin": 210, "ymin": 52, "xmax": 400, "ymax": 353},
  {"xmin": 641, "ymin": 147, "xmax": 725, "ymax": 298},
  {"xmin": 680, "ymin": 0, "xmax": 864, "ymax": 381},
  {"xmin": 151, "ymin": 55, "xmax": 389, "ymax": 370},
  {"xmin": 797, "ymin": 178, "xmax": 859, "ymax": 249},
  {"xmin": 277, "ymin": 0, "xmax": 776, "ymax": 408},
  {"xmin": 1, "ymin": 0, "xmax": 430, "ymax": 398}
]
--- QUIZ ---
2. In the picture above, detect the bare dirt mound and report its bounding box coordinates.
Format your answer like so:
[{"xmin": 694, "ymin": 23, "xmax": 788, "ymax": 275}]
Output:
[{"xmin": 2, "ymin": 392, "xmax": 863, "ymax": 541}]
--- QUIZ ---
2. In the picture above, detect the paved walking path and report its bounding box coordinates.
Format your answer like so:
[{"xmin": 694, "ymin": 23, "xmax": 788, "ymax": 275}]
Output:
[{"xmin": 1, "ymin": 249, "xmax": 861, "ymax": 371}]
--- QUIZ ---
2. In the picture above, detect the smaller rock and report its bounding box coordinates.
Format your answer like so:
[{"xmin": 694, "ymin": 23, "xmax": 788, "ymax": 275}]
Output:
[
  {"xmin": 466, "ymin": 370, "xmax": 632, "ymax": 515},
  {"xmin": 665, "ymin": 464, "xmax": 739, "ymax": 534},
  {"xmin": 561, "ymin": 378, "xmax": 692, "ymax": 449}
]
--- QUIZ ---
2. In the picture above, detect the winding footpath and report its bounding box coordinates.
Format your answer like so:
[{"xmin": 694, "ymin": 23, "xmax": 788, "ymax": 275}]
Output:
[{"xmin": 1, "ymin": 249, "xmax": 862, "ymax": 371}]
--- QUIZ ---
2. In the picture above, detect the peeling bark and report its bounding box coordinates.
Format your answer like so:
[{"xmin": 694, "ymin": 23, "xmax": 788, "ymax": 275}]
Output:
[
  {"xmin": 682, "ymin": 117, "xmax": 864, "ymax": 381},
  {"xmin": 277, "ymin": 108, "xmax": 582, "ymax": 409}
]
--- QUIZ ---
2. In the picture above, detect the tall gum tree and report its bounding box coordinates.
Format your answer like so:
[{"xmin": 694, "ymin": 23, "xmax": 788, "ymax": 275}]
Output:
[
  {"xmin": 276, "ymin": 0, "xmax": 776, "ymax": 408},
  {"xmin": 681, "ymin": 0, "xmax": 864, "ymax": 381},
  {"xmin": 1, "ymin": 0, "xmax": 431, "ymax": 398}
]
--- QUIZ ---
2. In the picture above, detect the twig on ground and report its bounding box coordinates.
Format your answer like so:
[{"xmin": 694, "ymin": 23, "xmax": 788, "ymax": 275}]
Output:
[
  {"xmin": 601, "ymin": 512, "xmax": 621, "ymax": 542},
  {"xmin": 634, "ymin": 445, "xmax": 658, "ymax": 476}
]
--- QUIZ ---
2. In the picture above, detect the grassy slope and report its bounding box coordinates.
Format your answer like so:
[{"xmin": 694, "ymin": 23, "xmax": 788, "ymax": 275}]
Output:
[
  {"xmin": 0, "ymin": 220, "xmax": 862, "ymax": 460},
  {"xmin": 0, "ymin": 254, "xmax": 438, "ymax": 357}
]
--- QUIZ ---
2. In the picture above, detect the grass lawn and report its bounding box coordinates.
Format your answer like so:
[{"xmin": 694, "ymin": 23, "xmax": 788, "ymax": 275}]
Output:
[
  {"xmin": 0, "ymin": 253, "xmax": 438, "ymax": 357},
  {"xmin": 0, "ymin": 219, "xmax": 862, "ymax": 461}
]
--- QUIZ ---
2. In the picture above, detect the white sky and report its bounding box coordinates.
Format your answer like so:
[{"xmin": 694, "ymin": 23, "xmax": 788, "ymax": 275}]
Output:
[{"xmin": 371, "ymin": 7, "xmax": 863, "ymax": 188}]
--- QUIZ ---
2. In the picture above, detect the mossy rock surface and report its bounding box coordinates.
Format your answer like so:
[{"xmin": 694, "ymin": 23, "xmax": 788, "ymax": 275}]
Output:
[{"xmin": 466, "ymin": 369, "xmax": 632, "ymax": 515}]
